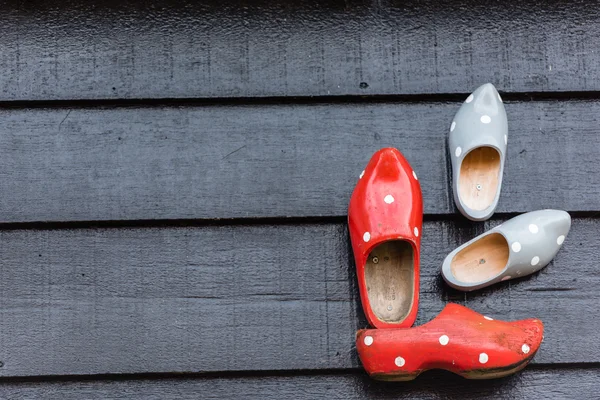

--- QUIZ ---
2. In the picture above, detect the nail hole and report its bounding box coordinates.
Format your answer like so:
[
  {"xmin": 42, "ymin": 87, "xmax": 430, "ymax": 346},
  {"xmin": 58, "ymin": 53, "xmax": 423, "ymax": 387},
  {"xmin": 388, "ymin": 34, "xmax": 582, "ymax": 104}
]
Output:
[{"xmin": 359, "ymin": 82, "xmax": 369, "ymax": 89}]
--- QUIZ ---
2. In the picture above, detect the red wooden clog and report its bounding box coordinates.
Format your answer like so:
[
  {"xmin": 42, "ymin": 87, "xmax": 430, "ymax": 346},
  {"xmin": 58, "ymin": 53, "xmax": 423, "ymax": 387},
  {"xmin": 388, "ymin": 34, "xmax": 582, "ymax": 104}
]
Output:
[
  {"xmin": 356, "ymin": 303, "xmax": 544, "ymax": 381},
  {"xmin": 348, "ymin": 148, "xmax": 423, "ymax": 329}
]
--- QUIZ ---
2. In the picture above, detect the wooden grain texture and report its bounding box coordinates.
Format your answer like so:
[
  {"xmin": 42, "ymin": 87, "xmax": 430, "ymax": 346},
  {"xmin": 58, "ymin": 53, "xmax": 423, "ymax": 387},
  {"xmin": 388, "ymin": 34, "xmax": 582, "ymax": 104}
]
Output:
[
  {"xmin": 1, "ymin": 0, "xmax": 600, "ymax": 101},
  {"xmin": 0, "ymin": 217, "xmax": 597, "ymax": 378},
  {"xmin": 0, "ymin": 368, "xmax": 597, "ymax": 400},
  {"xmin": 0, "ymin": 100, "xmax": 599, "ymax": 223}
]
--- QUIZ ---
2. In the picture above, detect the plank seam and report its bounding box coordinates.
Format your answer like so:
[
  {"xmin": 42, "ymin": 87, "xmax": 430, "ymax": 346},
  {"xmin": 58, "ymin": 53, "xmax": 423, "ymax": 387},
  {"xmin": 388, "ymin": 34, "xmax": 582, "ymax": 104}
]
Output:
[
  {"xmin": 2, "ymin": 91, "xmax": 600, "ymax": 110},
  {"xmin": 0, "ymin": 363, "xmax": 597, "ymax": 384},
  {"xmin": 0, "ymin": 211, "xmax": 598, "ymax": 231}
]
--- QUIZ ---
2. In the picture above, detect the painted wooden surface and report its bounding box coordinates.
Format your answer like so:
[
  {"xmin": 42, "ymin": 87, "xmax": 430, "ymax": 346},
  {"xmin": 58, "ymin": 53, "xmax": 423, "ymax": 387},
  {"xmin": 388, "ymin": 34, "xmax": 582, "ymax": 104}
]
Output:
[
  {"xmin": 356, "ymin": 304, "xmax": 543, "ymax": 380},
  {"xmin": 0, "ymin": 100, "xmax": 599, "ymax": 222},
  {"xmin": 0, "ymin": 0, "xmax": 598, "ymax": 397},
  {"xmin": 2, "ymin": 0, "xmax": 600, "ymax": 100},
  {"xmin": 0, "ymin": 368, "xmax": 597, "ymax": 399},
  {"xmin": 348, "ymin": 147, "xmax": 422, "ymax": 329},
  {"xmin": 0, "ymin": 218, "xmax": 597, "ymax": 377}
]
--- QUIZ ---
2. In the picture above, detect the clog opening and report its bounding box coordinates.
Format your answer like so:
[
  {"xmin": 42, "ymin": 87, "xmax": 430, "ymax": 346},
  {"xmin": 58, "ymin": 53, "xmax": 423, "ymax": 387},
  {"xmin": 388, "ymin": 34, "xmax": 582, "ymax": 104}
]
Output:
[
  {"xmin": 459, "ymin": 147, "xmax": 501, "ymax": 211},
  {"xmin": 450, "ymin": 233, "xmax": 509, "ymax": 283},
  {"xmin": 365, "ymin": 240, "xmax": 414, "ymax": 323}
]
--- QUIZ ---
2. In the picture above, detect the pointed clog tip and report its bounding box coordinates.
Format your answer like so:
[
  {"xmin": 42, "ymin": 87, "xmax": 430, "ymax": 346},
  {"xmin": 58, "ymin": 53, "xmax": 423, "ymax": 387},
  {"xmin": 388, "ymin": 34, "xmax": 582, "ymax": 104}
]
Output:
[
  {"xmin": 557, "ymin": 210, "xmax": 572, "ymax": 231},
  {"xmin": 373, "ymin": 147, "xmax": 404, "ymax": 162},
  {"xmin": 541, "ymin": 209, "xmax": 571, "ymax": 234},
  {"xmin": 482, "ymin": 82, "xmax": 498, "ymax": 90},
  {"xmin": 521, "ymin": 318, "xmax": 544, "ymax": 353},
  {"xmin": 472, "ymin": 83, "xmax": 502, "ymax": 106},
  {"xmin": 473, "ymin": 82, "xmax": 499, "ymax": 95},
  {"xmin": 361, "ymin": 147, "xmax": 415, "ymax": 185}
]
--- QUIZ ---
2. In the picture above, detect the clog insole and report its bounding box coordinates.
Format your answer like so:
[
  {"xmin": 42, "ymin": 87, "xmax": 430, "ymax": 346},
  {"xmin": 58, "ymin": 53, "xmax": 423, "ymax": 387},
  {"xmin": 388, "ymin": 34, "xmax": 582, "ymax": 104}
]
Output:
[
  {"xmin": 459, "ymin": 147, "xmax": 501, "ymax": 211},
  {"xmin": 450, "ymin": 233, "xmax": 509, "ymax": 283},
  {"xmin": 365, "ymin": 241, "xmax": 414, "ymax": 323}
]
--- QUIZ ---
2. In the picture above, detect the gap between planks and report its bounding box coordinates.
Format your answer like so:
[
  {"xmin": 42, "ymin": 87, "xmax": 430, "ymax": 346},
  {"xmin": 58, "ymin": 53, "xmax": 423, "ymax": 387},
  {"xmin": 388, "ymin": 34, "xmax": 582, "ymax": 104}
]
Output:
[{"xmin": 2, "ymin": 91, "xmax": 600, "ymax": 111}]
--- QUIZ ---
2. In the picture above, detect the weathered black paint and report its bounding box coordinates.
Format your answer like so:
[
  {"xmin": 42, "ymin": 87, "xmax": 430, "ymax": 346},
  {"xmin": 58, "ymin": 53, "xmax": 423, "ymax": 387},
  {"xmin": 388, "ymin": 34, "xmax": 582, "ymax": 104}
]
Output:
[
  {"xmin": 0, "ymin": 218, "xmax": 596, "ymax": 377},
  {"xmin": 1, "ymin": 0, "xmax": 600, "ymax": 100},
  {"xmin": 0, "ymin": 368, "xmax": 597, "ymax": 399},
  {"xmin": 0, "ymin": 100, "xmax": 599, "ymax": 222},
  {"xmin": 0, "ymin": 0, "xmax": 598, "ymax": 397}
]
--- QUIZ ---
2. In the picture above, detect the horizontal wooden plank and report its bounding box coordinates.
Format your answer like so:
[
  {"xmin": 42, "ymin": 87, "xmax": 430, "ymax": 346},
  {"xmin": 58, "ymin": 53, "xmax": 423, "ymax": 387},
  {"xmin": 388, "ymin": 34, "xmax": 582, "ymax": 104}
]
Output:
[
  {"xmin": 0, "ymin": 217, "xmax": 597, "ymax": 378},
  {"xmin": 0, "ymin": 368, "xmax": 598, "ymax": 399},
  {"xmin": 1, "ymin": 0, "xmax": 600, "ymax": 100},
  {"xmin": 0, "ymin": 100, "xmax": 598, "ymax": 222}
]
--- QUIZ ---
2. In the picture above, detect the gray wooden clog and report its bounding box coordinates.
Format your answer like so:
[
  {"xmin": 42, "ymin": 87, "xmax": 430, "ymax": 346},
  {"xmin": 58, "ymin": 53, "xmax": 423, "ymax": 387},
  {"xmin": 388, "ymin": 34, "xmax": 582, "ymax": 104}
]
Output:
[
  {"xmin": 441, "ymin": 210, "xmax": 571, "ymax": 291},
  {"xmin": 449, "ymin": 83, "xmax": 508, "ymax": 221}
]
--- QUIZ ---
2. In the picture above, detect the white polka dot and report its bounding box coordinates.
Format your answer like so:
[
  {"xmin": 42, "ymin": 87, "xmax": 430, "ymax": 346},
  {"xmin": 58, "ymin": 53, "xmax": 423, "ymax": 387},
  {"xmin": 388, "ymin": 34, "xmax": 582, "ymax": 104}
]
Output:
[
  {"xmin": 439, "ymin": 335, "xmax": 449, "ymax": 345},
  {"xmin": 414, "ymin": 227, "xmax": 419, "ymax": 237},
  {"xmin": 501, "ymin": 276, "xmax": 511, "ymax": 281},
  {"xmin": 364, "ymin": 336, "xmax": 373, "ymax": 346},
  {"xmin": 481, "ymin": 115, "xmax": 492, "ymax": 124},
  {"xmin": 359, "ymin": 170, "xmax": 365, "ymax": 179},
  {"xmin": 504, "ymin": 135, "xmax": 507, "ymax": 145},
  {"xmin": 531, "ymin": 256, "xmax": 540, "ymax": 266},
  {"xmin": 384, "ymin": 195, "xmax": 395, "ymax": 204},
  {"xmin": 529, "ymin": 224, "xmax": 539, "ymax": 234},
  {"xmin": 450, "ymin": 121, "xmax": 456, "ymax": 132},
  {"xmin": 522, "ymin": 344, "xmax": 530, "ymax": 354},
  {"xmin": 557, "ymin": 235, "xmax": 565, "ymax": 245},
  {"xmin": 466, "ymin": 94, "xmax": 474, "ymax": 103},
  {"xmin": 511, "ymin": 242, "xmax": 521, "ymax": 253},
  {"xmin": 484, "ymin": 316, "xmax": 493, "ymax": 321},
  {"xmin": 479, "ymin": 353, "xmax": 489, "ymax": 364},
  {"xmin": 498, "ymin": 93, "xmax": 503, "ymax": 102},
  {"xmin": 394, "ymin": 356, "xmax": 405, "ymax": 367},
  {"xmin": 363, "ymin": 232, "xmax": 371, "ymax": 242},
  {"xmin": 455, "ymin": 147, "xmax": 462, "ymax": 157},
  {"xmin": 412, "ymin": 170, "xmax": 418, "ymax": 180}
]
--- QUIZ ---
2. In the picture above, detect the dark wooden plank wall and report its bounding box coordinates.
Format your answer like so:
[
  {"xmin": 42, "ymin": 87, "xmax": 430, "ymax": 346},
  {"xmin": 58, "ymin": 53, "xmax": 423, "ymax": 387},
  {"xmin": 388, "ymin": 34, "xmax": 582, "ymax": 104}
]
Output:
[
  {"xmin": 0, "ymin": 0, "xmax": 598, "ymax": 398},
  {"xmin": 0, "ymin": 369, "xmax": 598, "ymax": 399},
  {"xmin": 1, "ymin": 100, "xmax": 599, "ymax": 222},
  {"xmin": 0, "ymin": 218, "xmax": 598, "ymax": 378},
  {"xmin": 2, "ymin": 0, "xmax": 600, "ymax": 100}
]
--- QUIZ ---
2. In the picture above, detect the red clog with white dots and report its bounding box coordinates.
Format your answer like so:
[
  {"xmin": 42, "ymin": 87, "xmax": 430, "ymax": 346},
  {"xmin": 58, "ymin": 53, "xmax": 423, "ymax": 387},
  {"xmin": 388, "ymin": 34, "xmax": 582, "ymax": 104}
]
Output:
[
  {"xmin": 348, "ymin": 148, "xmax": 423, "ymax": 329},
  {"xmin": 356, "ymin": 303, "xmax": 544, "ymax": 381}
]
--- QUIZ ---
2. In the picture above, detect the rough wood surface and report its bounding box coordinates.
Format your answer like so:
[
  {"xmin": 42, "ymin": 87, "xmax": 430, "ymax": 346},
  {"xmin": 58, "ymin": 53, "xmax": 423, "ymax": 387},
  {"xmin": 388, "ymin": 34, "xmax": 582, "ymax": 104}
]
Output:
[
  {"xmin": 0, "ymin": 100, "xmax": 598, "ymax": 223},
  {"xmin": 0, "ymin": 217, "xmax": 597, "ymax": 378},
  {"xmin": 1, "ymin": 0, "xmax": 600, "ymax": 100},
  {"xmin": 0, "ymin": 368, "xmax": 597, "ymax": 399}
]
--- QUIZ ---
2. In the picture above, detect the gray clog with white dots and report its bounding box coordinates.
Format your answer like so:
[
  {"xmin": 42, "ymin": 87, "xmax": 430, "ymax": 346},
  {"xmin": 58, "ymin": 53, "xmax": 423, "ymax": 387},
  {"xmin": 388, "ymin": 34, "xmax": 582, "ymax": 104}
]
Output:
[
  {"xmin": 441, "ymin": 210, "xmax": 571, "ymax": 291},
  {"xmin": 449, "ymin": 83, "xmax": 508, "ymax": 221}
]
